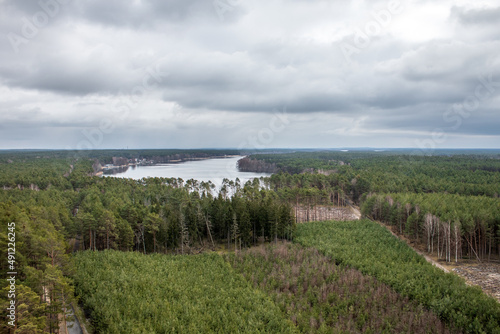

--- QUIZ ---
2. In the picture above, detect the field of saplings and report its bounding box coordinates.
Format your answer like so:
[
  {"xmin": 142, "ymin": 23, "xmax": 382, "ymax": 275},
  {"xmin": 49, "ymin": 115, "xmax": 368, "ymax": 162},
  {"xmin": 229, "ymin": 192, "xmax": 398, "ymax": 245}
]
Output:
[
  {"xmin": 295, "ymin": 220, "xmax": 500, "ymax": 334},
  {"xmin": 74, "ymin": 221, "xmax": 500, "ymax": 333},
  {"xmin": 73, "ymin": 251, "xmax": 297, "ymax": 334},
  {"xmin": 228, "ymin": 242, "xmax": 456, "ymax": 333},
  {"xmin": 3, "ymin": 150, "xmax": 500, "ymax": 333}
]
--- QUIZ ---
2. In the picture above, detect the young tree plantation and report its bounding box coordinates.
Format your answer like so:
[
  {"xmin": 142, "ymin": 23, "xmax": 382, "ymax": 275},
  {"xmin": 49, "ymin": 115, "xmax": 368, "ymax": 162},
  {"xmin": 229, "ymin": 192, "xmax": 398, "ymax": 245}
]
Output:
[{"xmin": 1, "ymin": 149, "xmax": 499, "ymax": 333}]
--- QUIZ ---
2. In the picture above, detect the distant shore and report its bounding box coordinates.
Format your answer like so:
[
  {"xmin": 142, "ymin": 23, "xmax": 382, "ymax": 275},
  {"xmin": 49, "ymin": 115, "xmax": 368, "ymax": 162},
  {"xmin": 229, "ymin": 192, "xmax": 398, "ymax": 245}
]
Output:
[{"xmin": 96, "ymin": 155, "xmax": 244, "ymax": 176}]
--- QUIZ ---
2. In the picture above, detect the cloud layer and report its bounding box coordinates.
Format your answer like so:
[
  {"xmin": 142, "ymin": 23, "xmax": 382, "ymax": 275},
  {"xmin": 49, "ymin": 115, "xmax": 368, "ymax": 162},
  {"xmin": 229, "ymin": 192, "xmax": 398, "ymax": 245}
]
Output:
[{"xmin": 1, "ymin": 0, "xmax": 499, "ymax": 149}]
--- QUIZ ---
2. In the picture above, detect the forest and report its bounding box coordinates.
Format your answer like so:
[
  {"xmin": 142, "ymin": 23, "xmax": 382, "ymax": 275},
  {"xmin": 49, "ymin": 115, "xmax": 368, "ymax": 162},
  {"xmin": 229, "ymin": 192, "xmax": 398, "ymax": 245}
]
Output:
[
  {"xmin": 0, "ymin": 150, "xmax": 293, "ymax": 333},
  {"xmin": 1, "ymin": 149, "xmax": 499, "ymax": 333},
  {"xmin": 246, "ymin": 151, "xmax": 500, "ymax": 262},
  {"xmin": 295, "ymin": 221, "xmax": 500, "ymax": 334},
  {"xmin": 229, "ymin": 241, "xmax": 458, "ymax": 333},
  {"xmin": 73, "ymin": 250, "xmax": 296, "ymax": 333}
]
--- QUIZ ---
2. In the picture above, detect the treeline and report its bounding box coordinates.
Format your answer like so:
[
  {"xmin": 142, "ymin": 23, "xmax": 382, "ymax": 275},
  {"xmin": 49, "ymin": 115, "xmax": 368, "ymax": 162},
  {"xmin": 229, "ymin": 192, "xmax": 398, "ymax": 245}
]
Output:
[
  {"xmin": 246, "ymin": 151, "xmax": 500, "ymax": 200},
  {"xmin": 0, "ymin": 153, "xmax": 294, "ymax": 332},
  {"xmin": 361, "ymin": 193, "xmax": 500, "ymax": 262},
  {"xmin": 237, "ymin": 157, "xmax": 278, "ymax": 173},
  {"xmin": 0, "ymin": 157, "xmax": 93, "ymax": 190},
  {"xmin": 0, "ymin": 149, "xmax": 240, "ymax": 162},
  {"xmin": 269, "ymin": 172, "xmax": 351, "ymax": 207},
  {"xmin": 73, "ymin": 177, "xmax": 294, "ymax": 254},
  {"xmin": 354, "ymin": 155, "xmax": 500, "ymax": 197},
  {"xmin": 296, "ymin": 221, "xmax": 500, "ymax": 334},
  {"xmin": 70, "ymin": 149, "xmax": 241, "ymax": 165},
  {"xmin": 0, "ymin": 169, "xmax": 295, "ymax": 257},
  {"xmin": 246, "ymin": 151, "xmax": 353, "ymax": 174}
]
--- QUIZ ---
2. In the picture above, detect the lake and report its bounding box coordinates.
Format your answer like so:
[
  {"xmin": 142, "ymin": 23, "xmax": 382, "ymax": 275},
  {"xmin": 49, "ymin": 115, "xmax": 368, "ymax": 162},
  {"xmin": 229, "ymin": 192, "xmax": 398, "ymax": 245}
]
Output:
[{"xmin": 106, "ymin": 156, "xmax": 272, "ymax": 188}]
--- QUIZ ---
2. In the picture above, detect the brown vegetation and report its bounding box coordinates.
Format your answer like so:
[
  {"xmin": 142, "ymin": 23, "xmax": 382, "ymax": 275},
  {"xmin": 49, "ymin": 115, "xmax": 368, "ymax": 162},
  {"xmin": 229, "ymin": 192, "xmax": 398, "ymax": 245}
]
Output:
[{"xmin": 230, "ymin": 242, "xmax": 459, "ymax": 333}]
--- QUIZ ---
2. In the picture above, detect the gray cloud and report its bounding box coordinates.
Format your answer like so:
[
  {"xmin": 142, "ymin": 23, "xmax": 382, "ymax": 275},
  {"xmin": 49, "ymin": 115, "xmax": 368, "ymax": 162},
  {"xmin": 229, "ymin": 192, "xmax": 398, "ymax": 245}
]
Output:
[
  {"xmin": 0, "ymin": 0, "xmax": 499, "ymax": 149},
  {"xmin": 452, "ymin": 6, "xmax": 500, "ymax": 26},
  {"xmin": 4, "ymin": 0, "xmax": 223, "ymax": 27}
]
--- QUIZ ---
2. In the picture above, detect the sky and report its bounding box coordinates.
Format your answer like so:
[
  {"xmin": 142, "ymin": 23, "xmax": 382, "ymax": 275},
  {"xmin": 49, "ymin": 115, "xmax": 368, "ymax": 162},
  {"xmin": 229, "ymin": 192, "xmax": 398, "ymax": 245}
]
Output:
[{"xmin": 0, "ymin": 0, "xmax": 499, "ymax": 150}]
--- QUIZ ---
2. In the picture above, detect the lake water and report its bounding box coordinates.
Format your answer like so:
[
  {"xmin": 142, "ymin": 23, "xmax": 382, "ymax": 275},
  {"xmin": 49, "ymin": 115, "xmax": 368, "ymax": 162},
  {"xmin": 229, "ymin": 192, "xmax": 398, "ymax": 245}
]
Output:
[{"xmin": 107, "ymin": 156, "xmax": 272, "ymax": 188}]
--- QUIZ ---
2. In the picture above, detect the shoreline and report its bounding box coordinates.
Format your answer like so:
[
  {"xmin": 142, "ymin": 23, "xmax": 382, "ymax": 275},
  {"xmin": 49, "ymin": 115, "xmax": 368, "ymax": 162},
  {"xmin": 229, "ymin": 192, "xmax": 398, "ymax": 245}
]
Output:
[{"xmin": 96, "ymin": 155, "xmax": 244, "ymax": 176}]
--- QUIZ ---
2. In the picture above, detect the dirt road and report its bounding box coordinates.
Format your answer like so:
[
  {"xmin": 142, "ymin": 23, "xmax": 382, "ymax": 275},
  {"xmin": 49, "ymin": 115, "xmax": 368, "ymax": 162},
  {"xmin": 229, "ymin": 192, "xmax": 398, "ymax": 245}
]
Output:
[{"xmin": 370, "ymin": 219, "xmax": 500, "ymax": 302}]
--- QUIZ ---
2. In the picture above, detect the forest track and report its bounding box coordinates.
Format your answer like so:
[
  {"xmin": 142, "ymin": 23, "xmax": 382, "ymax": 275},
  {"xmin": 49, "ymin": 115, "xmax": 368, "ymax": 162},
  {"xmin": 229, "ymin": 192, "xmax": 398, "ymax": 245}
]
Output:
[
  {"xmin": 348, "ymin": 204, "xmax": 362, "ymax": 220},
  {"xmin": 343, "ymin": 199, "xmax": 362, "ymax": 220},
  {"xmin": 370, "ymin": 219, "xmax": 450, "ymax": 272},
  {"xmin": 60, "ymin": 305, "xmax": 85, "ymax": 334},
  {"xmin": 370, "ymin": 219, "xmax": 500, "ymax": 303}
]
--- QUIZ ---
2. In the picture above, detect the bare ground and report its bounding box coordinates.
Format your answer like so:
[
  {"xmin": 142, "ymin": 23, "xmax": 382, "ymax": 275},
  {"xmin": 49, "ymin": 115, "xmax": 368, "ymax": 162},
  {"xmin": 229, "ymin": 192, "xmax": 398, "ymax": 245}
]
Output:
[
  {"xmin": 294, "ymin": 203, "xmax": 499, "ymax": 303},
  {"xmin": 451, "ymin": 263, "xmax": 500, "ymax": 301},
  {"xmin": 407, "ymin": 242, "xmax": 500, "ymax": 303},
  {"xmin": 294, "ymin": 205, "xmax": 360, "ymax": 223},
  {"xmin": 368, "ymin": 217, "xmax": 500, "ymax": 303}
]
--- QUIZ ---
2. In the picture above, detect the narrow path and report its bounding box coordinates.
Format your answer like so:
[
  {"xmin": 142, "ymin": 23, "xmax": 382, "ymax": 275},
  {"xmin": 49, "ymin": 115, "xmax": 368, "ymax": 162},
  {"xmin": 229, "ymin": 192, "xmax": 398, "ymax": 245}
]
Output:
[
  {"xmin": 344, "ymin": 199, "xmax": 361, "ymax": 220},
  {"xmin": 60, "ymin": 305, "xmax": 85, "ymax": 334},
  {"xmin": 67, "ymin": 306, "xmax": 85, "ymax": 334},
  {"xmin": 349, "ymin": 205, "xmax": 362, "ymax": 220},
  {"xmin": 370, "ymin": 219, "xmax": 500, "ymax": 302},
  {"xmin": 419, "ymin": 253, "xmax": 449, "ymax": 272},
  {"xmin": 370, "ymin": 219, "xmax": 449, "ymax": 273},
  {"xmin": 343, "ymin": 202, "xmax": 442, "ymax": 270}
]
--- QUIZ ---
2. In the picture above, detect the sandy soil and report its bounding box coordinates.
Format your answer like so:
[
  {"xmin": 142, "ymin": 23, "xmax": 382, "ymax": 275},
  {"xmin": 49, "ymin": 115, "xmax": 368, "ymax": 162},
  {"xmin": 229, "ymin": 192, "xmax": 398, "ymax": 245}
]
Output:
[
  {"xmin": 451, "ymin": 263, "xmax": 500, "ymax": 301},
  {"xmin": 371, "ymin": 219, "xmax": 500, "ymax": 303},
  {"xmin": 294, "ymin": 205, "xmax": 360, "ymax": 222}
]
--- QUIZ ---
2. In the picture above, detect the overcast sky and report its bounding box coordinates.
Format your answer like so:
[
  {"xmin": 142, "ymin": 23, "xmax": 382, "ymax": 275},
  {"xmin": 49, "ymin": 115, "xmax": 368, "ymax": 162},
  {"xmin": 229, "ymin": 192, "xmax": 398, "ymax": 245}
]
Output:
[{"xmin": 1, "ymin": 0, "xmax": 499, "ymax": 150}]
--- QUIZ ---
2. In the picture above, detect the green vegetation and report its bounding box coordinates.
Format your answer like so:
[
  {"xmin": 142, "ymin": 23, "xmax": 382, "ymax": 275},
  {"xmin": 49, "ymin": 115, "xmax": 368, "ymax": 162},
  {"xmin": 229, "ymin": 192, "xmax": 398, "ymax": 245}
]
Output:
[
  {"xmin": 2, "ymin": 149, "xmax": 499, "ymax": 332},
  {"xmin": 352, "ymin": 154, "xmax": 500, "ymax": 198},
  {"xmin": 74, "ymin": 250, "xmax": 296, "ymax": 334},
  {"xmin": 249, "ymin": 151, "xmax": 500, "ymax": 200},
  {"xmin": 0, "ymin": 149, "xmax": 240, "ymax": 164},
  {"xmin": 229, "ymin": 242, "xmax": 456, "ymax": 333},
  {"xmin": 0, "ymin": 157, "xmax": 91, "ymax": 190},
  {"xmin": 0, "ymin": 198, "xmax": 76, "ymax": 334},
  {"xmin": 361, "ymin": 193, "xmax": 500, "ymax": 262},
  {"xmin": 0, "ymin": 151, "xmax": 294, "ymax": 332},
  {"xmin": 248, "ymin": 151, "xmax": 500, "ymax": 261},
  {"xmin": 295, "ymin": 220, "xmax": 500, "ymax": 334}
]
